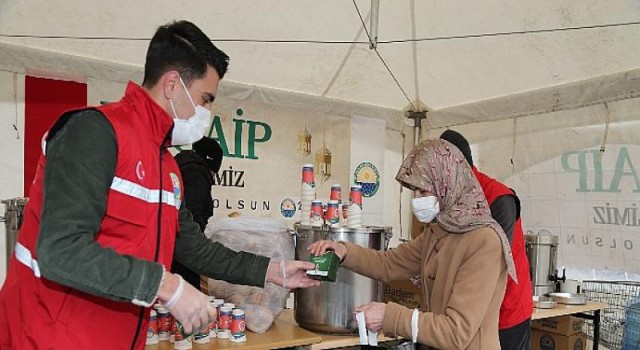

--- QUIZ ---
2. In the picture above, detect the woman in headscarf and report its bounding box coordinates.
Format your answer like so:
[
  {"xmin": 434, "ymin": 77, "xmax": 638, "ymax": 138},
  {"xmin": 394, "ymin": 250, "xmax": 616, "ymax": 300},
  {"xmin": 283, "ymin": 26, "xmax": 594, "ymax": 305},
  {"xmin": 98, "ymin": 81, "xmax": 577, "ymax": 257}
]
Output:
[{"xmin": 307, "ymin": 139, "xmax": 516, "ymax": 350}]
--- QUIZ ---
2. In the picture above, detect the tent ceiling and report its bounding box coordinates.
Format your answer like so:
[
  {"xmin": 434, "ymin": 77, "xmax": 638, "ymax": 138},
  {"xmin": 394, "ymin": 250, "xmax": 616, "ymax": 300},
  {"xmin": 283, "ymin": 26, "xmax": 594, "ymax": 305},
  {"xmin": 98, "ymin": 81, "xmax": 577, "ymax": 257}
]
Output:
[{"xmin": 1, "ymin": 0, "xmax": 640, "ymax": 116}]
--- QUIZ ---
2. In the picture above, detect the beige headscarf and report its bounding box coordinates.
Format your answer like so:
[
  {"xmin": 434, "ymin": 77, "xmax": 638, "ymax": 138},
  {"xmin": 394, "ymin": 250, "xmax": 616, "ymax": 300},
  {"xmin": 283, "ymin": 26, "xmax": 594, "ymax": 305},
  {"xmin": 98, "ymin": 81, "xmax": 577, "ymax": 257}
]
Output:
[{"xmin": 396, "ymin": 139, "xmax": 517, "ymax": 282}]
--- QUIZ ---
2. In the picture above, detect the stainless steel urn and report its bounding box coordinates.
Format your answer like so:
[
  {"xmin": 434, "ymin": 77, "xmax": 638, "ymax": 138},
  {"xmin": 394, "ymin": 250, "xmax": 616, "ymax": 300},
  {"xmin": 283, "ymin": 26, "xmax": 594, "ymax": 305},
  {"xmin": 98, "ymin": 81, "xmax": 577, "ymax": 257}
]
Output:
[
  {"xmin": 1, "ymin": 197, "xmax": 28, "ymax": 269},
  {"xmin": 294, "ymin": 224, "xmax": 392, "ymax": 334},
  {"xmin": 525, "ymin": 234, "xmax": 559, "ymax": 297}
]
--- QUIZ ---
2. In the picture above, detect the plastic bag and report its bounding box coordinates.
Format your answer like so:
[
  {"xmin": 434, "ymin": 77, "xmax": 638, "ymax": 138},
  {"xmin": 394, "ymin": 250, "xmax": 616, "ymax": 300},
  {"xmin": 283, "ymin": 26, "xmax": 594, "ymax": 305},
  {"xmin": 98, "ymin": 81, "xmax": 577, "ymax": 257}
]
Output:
[{"xmin": 204, "ymin": 215, "xmax": 294, "ymax": 333}]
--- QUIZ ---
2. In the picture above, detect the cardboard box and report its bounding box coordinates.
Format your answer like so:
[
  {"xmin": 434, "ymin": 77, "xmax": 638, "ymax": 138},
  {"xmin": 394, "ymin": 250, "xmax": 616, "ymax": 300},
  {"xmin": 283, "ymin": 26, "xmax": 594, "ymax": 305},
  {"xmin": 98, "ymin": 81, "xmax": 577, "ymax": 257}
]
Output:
[
  {"xmin": 532, "ymin": 316, "xmax": 584, "ymax": 336},
  {"xmin": 531, "ymin": 330, "xmax": 587, "ymax": 350},
  {"xmin": 307, "ymin": 251, "xmax": 340, "ymax": 282},
  {"xmin": 384, "ymin": 280, "xmax": 423, "ymax": 309}
]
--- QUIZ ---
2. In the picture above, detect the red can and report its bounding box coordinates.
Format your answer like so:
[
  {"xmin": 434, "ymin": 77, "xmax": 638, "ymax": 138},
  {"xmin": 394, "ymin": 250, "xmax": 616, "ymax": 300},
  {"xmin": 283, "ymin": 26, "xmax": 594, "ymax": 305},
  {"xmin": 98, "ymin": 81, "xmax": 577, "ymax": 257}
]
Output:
[
  {"xmin": 326, "ymin": 200, "xmax": 340, "ymax": 225},
  {"xmin": 330, "ymin": 184, "xmax": 342, "ymax": 203},
  {"xmin": 148, "ymin": 309, "xmax": 158, "ymax": 335},
  {"xmin": 302, "ymin": 164, "xmax": 315, "ymax": 187},
  {"xmin": 155, "ymin": 306, "xmax": 172, "ymax": 340},
  {"xmin": 208, "ymin": 302, "xmax": 218, "ymax": 337},
  {"xmin": 230, "ymin": 309, "xmax": 246, "ymax": 342},
  {"xmin": 311, "ymin": 200, "xmax": 323, "ymax": 223},
  {"xmin": 218, "ymin": 306, "xmax": 233, "ymax": 336},
  {"xmin": 173, "ymin": 319, "xmax": 189, "ymax": 341},
  {"xmin": 349, "ymin": 185, "xmax": 363, "ymax": 209},
  {"xmin": 146, "ymin": 309, "xmax": 159, "ymax": 345},
  {"xmin": 213, "ymin": 299, "xmax": 224, "ymax": 315}
]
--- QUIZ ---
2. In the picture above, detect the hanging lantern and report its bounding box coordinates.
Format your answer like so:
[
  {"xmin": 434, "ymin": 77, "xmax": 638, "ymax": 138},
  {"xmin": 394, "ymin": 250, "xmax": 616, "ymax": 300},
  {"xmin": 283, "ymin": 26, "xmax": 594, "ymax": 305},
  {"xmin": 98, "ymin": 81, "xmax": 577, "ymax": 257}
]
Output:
[
  {"xmin": 298, "ymin": 129, "xmax": 312, "ymax": 156},
  {"xmin": 315, "ymin": 147, "xmax": 332, "ymax": 182}
]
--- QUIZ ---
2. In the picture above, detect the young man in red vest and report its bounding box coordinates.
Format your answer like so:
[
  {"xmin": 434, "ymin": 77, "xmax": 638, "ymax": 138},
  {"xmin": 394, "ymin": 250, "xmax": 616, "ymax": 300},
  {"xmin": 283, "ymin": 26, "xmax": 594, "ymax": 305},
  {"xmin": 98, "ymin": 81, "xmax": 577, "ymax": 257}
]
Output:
[
  {"xmin": 0, "ymin": 20, "xmax": 319, "ymax": 350},
  {"xmin": 441, "ymin": 130, "xmax": 533, "ymax": 350}
]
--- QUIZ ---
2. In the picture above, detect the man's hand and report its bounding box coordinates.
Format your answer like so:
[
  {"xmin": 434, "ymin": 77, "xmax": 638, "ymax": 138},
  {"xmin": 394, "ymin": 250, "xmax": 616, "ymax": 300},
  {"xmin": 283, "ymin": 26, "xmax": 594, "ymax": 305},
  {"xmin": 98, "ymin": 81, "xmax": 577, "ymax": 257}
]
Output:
[
  {"xmin": 156, "ymin": 272, "xmax": 216, "ymax": 335},
  {"xmin": 266, "ymin": 261, "xmax": 321, "ymax": 289},
  {"xmin": 355, "ymin": 302, "xmax": 386, "ymax": 332}
]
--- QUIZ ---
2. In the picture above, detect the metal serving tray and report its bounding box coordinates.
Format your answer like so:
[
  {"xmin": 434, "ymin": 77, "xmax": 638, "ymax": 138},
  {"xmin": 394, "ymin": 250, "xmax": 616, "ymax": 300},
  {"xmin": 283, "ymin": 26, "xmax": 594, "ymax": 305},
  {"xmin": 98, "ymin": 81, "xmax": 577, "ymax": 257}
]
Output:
[{"xmin": 548, "ymin": 292, "xmax": 588, "ymax": 305}]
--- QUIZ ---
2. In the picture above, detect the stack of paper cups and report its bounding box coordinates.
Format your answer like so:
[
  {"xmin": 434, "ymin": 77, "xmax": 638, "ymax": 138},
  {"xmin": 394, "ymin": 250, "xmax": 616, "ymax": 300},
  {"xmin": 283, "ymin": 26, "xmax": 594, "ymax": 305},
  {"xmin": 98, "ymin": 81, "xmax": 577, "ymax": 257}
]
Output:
[
  {"xmin": 347, "ymin": 203, "xmax": 363, "ymax": 228},
  {"xmin": 300, "ymin": 164, "xmax": 315, "ymax": 225},
  {"xmin": 347, "ymin": 185, "xmax": 363, "ymax": 228}
]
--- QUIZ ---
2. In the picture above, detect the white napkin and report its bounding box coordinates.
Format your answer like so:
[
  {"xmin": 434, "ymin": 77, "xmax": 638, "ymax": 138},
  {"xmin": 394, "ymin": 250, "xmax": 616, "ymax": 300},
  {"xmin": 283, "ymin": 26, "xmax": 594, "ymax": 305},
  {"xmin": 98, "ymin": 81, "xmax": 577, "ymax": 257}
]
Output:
[
  {"xmin": 356, "ymin": 311, "xmax": 378, "ymax": 346},
  {"xmin": 411, "ymin": 309, "xmax": 419, "ymax": 343}
]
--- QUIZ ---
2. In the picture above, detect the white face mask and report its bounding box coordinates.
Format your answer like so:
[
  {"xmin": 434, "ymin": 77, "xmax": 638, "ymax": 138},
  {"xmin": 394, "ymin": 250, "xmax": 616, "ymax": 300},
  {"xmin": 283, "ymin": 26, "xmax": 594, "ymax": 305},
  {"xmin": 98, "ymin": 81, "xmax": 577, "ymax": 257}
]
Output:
[
  {"xmin": 169, "ymin": 77, "xmax": 212, "ymax": 146},
  {"xmin": 411, "ymin": 196, "xmax": 440, "ymax": 223}
]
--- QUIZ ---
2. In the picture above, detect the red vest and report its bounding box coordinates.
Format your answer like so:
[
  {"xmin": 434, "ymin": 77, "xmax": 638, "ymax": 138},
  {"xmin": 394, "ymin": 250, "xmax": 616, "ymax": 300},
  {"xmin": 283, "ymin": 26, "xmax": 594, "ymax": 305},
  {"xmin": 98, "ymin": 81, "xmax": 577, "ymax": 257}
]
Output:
[
  {"xmin": 473, "ymin": 168, "xmax": 533, "ymax": 329},
  {"xmin": 0, "ymin": 83, "xmax": 182, "ymax": 349}
]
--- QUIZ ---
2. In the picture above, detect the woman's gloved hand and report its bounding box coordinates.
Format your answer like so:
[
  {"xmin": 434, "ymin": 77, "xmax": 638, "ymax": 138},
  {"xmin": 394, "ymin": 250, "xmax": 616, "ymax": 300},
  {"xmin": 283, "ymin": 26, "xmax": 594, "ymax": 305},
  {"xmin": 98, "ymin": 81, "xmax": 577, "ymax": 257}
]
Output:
[{"xmin": 157, "ymin": 272, "xmax": 216, "ymax": 335}]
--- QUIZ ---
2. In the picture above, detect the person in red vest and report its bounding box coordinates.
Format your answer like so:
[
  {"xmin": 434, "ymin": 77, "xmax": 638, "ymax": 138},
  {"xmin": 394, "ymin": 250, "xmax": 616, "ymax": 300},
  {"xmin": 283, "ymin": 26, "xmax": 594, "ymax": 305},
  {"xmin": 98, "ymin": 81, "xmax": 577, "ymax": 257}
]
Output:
[
  {"xmin": 441, "ymin": 130, "xmax": 533, "ymax": 350},
  {"xmin": 0, "ymin": 20, "xmax": 319, "ymax": 350}
]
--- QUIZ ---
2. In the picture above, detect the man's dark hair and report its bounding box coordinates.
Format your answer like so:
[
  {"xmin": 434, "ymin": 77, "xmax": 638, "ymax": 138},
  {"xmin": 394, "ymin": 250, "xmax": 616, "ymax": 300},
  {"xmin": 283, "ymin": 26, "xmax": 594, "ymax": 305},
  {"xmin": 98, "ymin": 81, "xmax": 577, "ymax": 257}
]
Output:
[
  {"xmin": 440, "ymin": 129, "xmax": 474, "ymax": 167},
  {"xmin": 142, "ymin": 20, "xmax": 229, "ymax": 88}
]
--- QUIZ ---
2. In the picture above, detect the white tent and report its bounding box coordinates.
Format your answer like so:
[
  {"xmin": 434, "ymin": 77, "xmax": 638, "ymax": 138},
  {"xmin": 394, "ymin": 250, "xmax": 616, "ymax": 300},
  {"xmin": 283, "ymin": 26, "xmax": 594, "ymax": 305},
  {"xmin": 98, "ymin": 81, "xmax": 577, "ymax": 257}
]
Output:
[
  {"xmin": 2, "ymin": 1, "xmax": 640, "ymax": 113},
  {"xmin": 1, "ymin": 1, "xmax": 640, "ymax": 283}
]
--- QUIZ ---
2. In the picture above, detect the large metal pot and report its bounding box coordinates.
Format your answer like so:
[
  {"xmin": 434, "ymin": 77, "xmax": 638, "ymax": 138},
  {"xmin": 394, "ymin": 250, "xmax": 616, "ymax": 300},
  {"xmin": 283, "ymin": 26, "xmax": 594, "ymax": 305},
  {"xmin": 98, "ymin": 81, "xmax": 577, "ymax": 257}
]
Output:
[{"xmin": 293, "ymin": 224, "xmax": 392, "ymax": 334}]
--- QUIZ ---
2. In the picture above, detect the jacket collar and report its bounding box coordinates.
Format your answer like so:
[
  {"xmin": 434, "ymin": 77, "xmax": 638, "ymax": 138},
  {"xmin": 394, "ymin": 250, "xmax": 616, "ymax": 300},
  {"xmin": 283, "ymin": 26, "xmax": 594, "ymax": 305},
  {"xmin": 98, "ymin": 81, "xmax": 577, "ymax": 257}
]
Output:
[
  {"xmin": 121, "ymin": 82, "xmax": 174, "ymax": 148},
  {"xmin": 430, "ymin": 223, "xmax": 450, "ymax": 240}
]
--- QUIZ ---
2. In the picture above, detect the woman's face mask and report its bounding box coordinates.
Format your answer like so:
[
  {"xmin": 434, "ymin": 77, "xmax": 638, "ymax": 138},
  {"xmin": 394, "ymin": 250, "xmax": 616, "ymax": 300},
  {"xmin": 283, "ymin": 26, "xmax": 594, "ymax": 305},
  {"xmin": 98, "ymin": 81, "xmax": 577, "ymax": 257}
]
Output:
[
  {"xmin": 169, "ymin": 76, "xmax": 212, "ymax": 146},
  {"xmin": 411, "ymin": 195, "xmax": 440, "ymax": 223}
]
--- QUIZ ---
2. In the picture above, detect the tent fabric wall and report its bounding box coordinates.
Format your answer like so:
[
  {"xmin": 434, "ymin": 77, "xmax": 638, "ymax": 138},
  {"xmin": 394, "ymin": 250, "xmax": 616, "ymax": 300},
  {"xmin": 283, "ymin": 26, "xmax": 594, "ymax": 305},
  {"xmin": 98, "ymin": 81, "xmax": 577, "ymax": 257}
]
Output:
[
  {"xmin": 350, "ymin": 116, "xmax": 386, "ymax": 227},
  {"xmin": 505, "ymin": 143, "xmax": 640, "ymax": 282}
]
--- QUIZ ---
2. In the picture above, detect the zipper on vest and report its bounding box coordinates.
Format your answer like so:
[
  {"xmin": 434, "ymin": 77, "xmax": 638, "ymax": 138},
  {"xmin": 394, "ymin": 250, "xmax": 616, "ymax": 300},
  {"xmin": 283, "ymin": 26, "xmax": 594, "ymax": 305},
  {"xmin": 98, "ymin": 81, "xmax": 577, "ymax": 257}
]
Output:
[{"xmin": 130, "ymin": 144, "xmax": 167, "ymax": 350}]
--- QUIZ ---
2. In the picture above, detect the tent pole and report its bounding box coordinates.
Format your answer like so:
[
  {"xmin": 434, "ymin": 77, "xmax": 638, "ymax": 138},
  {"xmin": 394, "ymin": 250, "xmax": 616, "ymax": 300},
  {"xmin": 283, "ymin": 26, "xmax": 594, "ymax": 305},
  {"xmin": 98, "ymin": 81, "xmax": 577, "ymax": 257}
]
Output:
[
  {"xmin": 369, "ymin": 0, "xmax": 380, "ymax": 49},
  {"xmin": 406, "ymin": 111, "xmax": 427, "ymax": 146}
]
